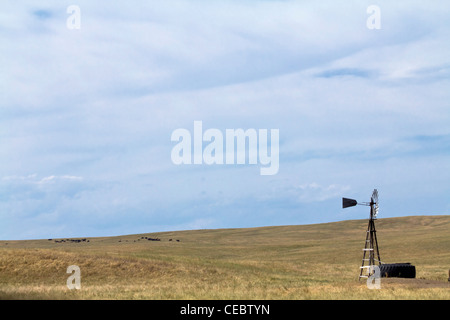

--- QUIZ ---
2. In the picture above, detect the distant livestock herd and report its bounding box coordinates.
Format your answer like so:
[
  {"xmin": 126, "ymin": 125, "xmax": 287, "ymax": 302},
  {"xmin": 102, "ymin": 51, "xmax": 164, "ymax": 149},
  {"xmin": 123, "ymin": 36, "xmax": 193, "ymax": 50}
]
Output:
[
  {"xmin": 49, "ymin": 237, "xmax": 180, "ymax": 244},
  {"xmin": 51, "ymin": 238, "xmax": 88, "ymax": 243}
]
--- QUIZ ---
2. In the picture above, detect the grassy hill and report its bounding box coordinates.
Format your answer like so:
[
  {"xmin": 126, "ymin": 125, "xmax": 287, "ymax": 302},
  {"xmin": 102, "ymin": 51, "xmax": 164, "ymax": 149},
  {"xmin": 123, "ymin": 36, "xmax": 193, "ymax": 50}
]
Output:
[{"xmin": 0, "ymin": 215, "xmax": 449, "ymax": 299}]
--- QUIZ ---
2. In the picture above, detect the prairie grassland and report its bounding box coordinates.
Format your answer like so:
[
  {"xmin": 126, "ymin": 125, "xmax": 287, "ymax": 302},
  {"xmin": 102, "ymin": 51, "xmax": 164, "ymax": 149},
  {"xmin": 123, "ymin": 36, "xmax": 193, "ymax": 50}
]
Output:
[{"xmin": 0, "ymin": 215, "xmax": 449, "ymax": 299}]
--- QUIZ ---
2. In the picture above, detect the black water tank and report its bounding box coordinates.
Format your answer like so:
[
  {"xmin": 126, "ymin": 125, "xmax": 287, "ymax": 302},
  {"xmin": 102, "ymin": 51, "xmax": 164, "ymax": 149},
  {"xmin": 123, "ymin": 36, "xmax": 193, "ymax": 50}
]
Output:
[{"xmin": 379, "ymin": 263, "xmax": 416, "ymax": 278}]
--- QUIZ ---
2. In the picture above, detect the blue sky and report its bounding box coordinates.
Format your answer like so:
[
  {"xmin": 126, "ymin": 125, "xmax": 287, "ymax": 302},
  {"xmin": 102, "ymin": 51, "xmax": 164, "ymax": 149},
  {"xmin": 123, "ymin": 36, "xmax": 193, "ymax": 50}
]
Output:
[{"xmin": 1, "ymin": 1, "xmax": 449, "ymax": 240}]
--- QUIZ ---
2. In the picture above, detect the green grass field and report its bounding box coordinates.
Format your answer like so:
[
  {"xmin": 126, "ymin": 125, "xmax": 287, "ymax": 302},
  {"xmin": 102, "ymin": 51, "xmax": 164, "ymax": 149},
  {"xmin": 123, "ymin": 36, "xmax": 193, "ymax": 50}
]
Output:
[{"xmin": 0, "ymin": 215, "xmax": 449, "ymax": 299}]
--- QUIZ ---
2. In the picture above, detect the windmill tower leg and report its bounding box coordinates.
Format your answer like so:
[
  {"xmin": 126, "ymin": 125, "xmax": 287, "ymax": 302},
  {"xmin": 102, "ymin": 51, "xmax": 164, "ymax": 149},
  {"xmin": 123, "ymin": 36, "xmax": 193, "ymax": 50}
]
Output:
[
  {"xmin": 372, "ymin": 220, "xmax": 381, "ymax": 266},
  {"xmin": 359, "ymin": 219, "xmax": 373, "ymax": 280},
  {"xmin": 359, "ymin": 211, "xmax": 381, "ymax": 280}
]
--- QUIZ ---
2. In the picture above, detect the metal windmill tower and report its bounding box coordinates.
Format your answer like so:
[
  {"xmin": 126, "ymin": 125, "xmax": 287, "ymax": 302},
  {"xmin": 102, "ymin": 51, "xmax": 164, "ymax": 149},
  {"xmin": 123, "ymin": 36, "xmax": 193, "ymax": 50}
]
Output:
[{"xmin": 342, "ymin": 189, "xmax": 382, "ymax": 280}]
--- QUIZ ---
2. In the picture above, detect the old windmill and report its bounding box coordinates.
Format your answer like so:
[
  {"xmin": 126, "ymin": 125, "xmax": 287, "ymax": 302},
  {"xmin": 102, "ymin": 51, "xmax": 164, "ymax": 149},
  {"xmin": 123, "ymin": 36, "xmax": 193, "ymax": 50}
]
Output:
[{"xmin": 343, "ymin": 189, "xmax": 382, "ymax": 280}]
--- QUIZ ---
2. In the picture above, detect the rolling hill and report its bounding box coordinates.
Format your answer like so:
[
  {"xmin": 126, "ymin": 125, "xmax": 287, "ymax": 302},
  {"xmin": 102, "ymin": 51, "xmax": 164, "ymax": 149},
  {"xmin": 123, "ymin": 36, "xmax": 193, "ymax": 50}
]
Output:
[{"xmin": 0, "ymin": 215, "xmax": 449, "ymax": 299}]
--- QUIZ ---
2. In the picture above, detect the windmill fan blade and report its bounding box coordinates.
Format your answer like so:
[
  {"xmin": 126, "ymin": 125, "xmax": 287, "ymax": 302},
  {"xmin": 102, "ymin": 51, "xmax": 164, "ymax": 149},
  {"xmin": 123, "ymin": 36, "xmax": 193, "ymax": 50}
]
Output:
[
  {"xmin": 371, "ymin": 189, "xmax": 379, "ymax": 217},
  {"xmin": 371, "ymin": 189, "xmax": 378, "ymax": 204},
  {"xmin": 342, "ymin": 198, "xmax": 358, "ymax": 208}
]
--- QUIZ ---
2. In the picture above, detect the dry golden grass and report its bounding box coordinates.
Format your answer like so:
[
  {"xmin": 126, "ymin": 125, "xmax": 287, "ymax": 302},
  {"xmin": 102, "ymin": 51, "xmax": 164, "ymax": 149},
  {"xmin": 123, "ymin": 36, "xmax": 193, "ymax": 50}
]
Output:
[{"xmin": 0, "ymin": 215, "xmax": 449, "ymax": 299}]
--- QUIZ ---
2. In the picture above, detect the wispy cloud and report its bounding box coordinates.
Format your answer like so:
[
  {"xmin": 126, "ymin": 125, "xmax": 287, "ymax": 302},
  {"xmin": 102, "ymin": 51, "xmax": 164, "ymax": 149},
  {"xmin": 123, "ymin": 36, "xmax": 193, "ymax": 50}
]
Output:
[
  {"xmin": 32, "ymin": 9, "xmax": 53, "ymax": 20},
  {"xmin": 316, "ymin": 68, "xmax": 373, "ymax": 79}
]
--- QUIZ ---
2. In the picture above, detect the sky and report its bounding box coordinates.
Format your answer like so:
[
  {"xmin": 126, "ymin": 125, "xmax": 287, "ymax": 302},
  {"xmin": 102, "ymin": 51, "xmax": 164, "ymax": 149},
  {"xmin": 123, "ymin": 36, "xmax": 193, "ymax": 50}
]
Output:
[{"xmin": 1, "ymin": 1, "xmax": 449, "ymax": 240}]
